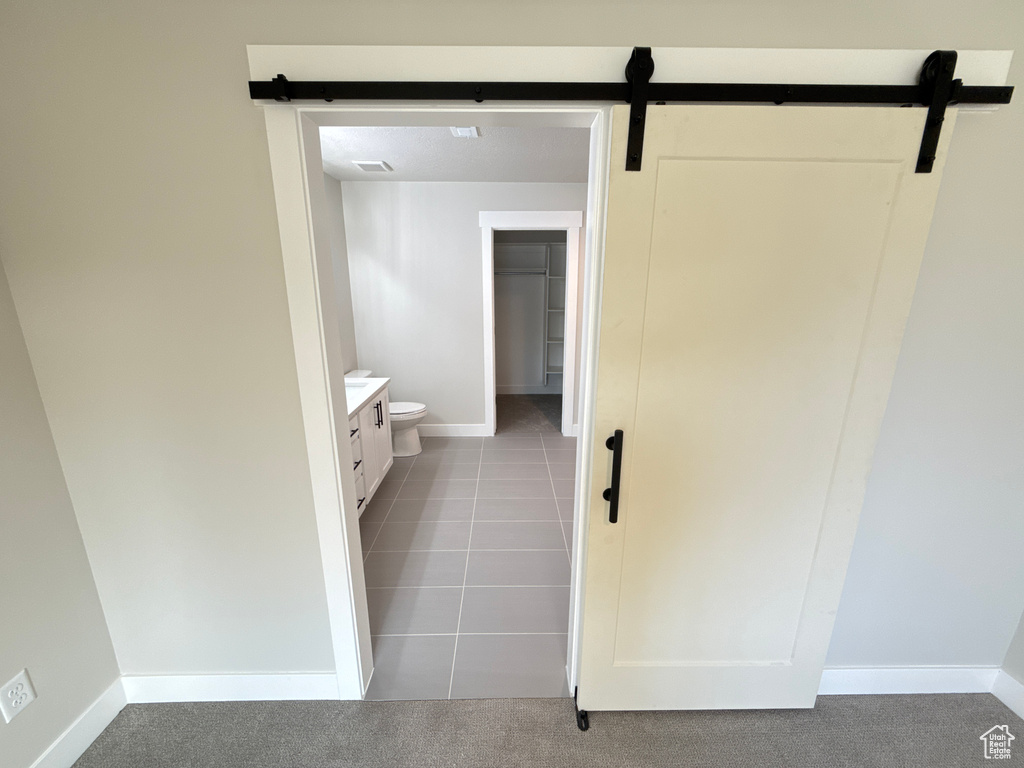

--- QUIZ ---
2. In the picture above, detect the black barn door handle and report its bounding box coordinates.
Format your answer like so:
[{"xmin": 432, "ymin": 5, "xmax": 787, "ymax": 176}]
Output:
[{"xmin": 602, "ymin": 429, "xmax": 624, "ymax": 523}]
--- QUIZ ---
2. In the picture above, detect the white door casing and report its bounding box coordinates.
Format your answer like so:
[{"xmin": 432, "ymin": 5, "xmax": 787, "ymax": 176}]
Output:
[
  {"xmin": 480, "ymin": 210, "xmax": 583, "ymax": 437},
  {"xmin": 578, "ymin": 103, "xmax": 957, "ymax": 710}
]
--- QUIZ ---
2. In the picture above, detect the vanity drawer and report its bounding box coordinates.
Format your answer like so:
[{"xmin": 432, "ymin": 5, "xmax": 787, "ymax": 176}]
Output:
[
  {"xmin": 348, "ymin": 416, "xmax": 359, "ymax": 439},
  {"xmin": 351, "ymin": 436, "xmax": 362, "ymax": 468}
]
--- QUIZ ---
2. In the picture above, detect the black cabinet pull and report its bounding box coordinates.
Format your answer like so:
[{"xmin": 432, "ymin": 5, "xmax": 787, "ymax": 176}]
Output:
[
  {"xmin": 350, "ymin": 427, "xmax": 358, "ymax": 437},
  {"xmin": 602, "ymin": 429, "xmax": 624, "ymax": 523},
  {"xmin": 357, "ymin": 496, "xmax": 366, "ymax": 510},
  {"xmin": 353, "ymin": 459, "xmax": 362, "ymax": 471}
]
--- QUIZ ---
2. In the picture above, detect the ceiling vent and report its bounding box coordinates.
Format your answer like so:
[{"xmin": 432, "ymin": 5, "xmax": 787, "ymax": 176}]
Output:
[
  {"xmin": 450, "ymin": 127, "xmax": 481, "ymax": 138},
  {"xmin": 352, "ymin": 160, "xmax": 393, "ymax": 172}
]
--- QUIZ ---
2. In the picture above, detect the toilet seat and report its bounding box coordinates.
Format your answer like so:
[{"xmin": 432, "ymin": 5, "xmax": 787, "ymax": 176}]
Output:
[{"xmin": 390, "ymin": 401, "xmax": 427, "ymax": 421}]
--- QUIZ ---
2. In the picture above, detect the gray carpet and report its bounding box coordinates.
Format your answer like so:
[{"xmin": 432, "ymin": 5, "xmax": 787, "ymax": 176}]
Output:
[
  {"xmin": 74, "ymin": 694, "xmax": 1023, "ymax": 768},
  {"xmin": 496, "ymin": 394, "xmax": 562, "ymax": 433}
]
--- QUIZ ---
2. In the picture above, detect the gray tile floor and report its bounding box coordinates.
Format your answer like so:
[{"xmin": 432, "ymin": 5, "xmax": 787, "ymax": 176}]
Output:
[{"xmin": 359, "ymin": 433, "xmax": 577, "ymax": 701}]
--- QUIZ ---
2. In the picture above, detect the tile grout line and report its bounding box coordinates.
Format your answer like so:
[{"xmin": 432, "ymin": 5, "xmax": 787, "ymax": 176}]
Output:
[
  {"xmin": 363, "ymin": 501, "xmax": 396, "ymax": 562},
  {"xmin": 372, "ymin": 631, "xmax": 568, "ymax": 637},
  {"xmin": 447, "ymin": 450, "xmax": 482, "ymax": 699},
  {"xmin": 541, "ymin": 437, "xmax": 572, "ymax": 563},
  {"xmin": 373, "ymin": 495, "xmax": 560, "ymax": 500},
  {"xmin": 370, "ymin": 548, "xmax": 567, "ymax": 553},
  {"xmin": 371, "ymin": 520, "xmax": 562, "ymax": 525},
  {"xmin": 363, "ymin": 455, "xmax": 416, "ymax": 559},
  {"xmin": 366, "ymin": 585, "xmax": 577, "ymax": 593}
]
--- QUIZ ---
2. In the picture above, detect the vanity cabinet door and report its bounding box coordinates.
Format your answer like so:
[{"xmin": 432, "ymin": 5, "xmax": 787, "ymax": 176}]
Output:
[
  {"xmin": 374, "ymin": 390, "xmax": 394, "ymax": 479},
  {"xmin": 357, "ymin": 402, "xmax": 380, "ymax": 502}
]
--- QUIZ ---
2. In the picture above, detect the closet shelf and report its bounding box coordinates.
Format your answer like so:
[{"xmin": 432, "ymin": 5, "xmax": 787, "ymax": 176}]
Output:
[{"xmin": 547, "ymin": 337, "xmax": 564, "ymax": 344}]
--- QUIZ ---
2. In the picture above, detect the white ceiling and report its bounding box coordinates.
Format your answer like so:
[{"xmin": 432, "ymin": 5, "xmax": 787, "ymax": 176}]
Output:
[{"xmin": 319, "ymin": 126, "xmax": 589, "ymax": 183}]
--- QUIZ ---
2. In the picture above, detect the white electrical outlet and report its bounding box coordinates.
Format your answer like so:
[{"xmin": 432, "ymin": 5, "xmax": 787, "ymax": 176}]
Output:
[{"xmin": 1, "ymin": 669, "xmax": 37, "ymax": 723}]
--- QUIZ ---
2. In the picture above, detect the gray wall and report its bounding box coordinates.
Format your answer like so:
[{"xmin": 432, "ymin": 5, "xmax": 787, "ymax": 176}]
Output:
[
  {"xmin": 341, "ymin": 181, "xmax": 588, "ymax": 426},
  {"xmin": 0, "ymin": 0, "xmax": 1020, "ymax": 685},
  {"xmin": 0, "ymin": 265, "xmax": 120, "ymax": 768},
  {"xmin": 323, "ymin": 174, "xmax": 360, "ymax": 371},
  {"xmin": 823, "ymin": 84, "xmax": 1024, "ymax": 666}
]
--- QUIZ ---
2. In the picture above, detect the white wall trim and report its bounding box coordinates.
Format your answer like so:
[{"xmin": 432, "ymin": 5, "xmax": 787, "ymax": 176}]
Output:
[
  {"xmin": 819, "ymin": 666, "xmax": 1024, "ymax": 718},
  {"xmin": 257, "ymin": 96, "xmax": 605, "ymax": 697},
  {"xmin": 480, "ymin": 210, "xmax": 583, "ymax": 436},
  {"xmin": 121, "ymin": 673, "xmax": 339, "ymax": 703},
  {"xmin": 30, "ymin": 679, "xmax": 126, "ymax": 768},
  {"xmin": 566, "ymin": 108, "xmax": 611, "ymax": 691},
  {"xmin": 992, "ymin": 671, "xmax": 1024, "ymax": 720},
  {"xmin": 263, "ymin": 108, "xmax": 370, "ymax": 699},
  {"xmin": 28, "ymin": 666, "xmax": 1024, "ymax": 766},
  {"xmin": 480, "ymin": 211, "xmax": 583, "ymax": 229},
  {"xmin": 417, "ymin": 423, "xmax": 493, "ymax": 437},
  {"xmin": 818, "ymin": 666, "xmax": 1001, "ymax": 696}
]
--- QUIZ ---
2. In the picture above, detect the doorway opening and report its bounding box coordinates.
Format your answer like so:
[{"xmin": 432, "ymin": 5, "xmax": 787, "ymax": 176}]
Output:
[
  {"xmin": 483, "ymin": 212, "xmax": 583, "ymax": 438},
  {"xmin": 303, "ymin": 118, "xmax": 602, "ymax": 701},
  {"xmin": 493, "ymin": 229, "xmax": 568, "ymax": 434}
]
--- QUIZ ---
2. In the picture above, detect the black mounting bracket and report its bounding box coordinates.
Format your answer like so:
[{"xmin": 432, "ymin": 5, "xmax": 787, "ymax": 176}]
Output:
[
  {"xmin": 271, "ymin": 73, "xmax": 291, "ymax": 102},
  {"xmin": 625, "ymin": 47, "xmax": 654, "ymax": 172},
  {"xmin": 574, "ymin": 686, "xmax": 590, "ymax": 731},
  {"xmin": 915, "ymin": 50, "xmax": 960, "ymax": 173}
]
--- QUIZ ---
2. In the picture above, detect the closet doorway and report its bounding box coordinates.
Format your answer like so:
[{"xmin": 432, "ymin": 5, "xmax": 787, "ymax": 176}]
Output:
[
  {"xmin": 493, "ymin": 229, "xmax": 566, "ymax": 433},
  {"xmin": 481, "ymin": 211, "xmax": 583, "ymax": 437}
]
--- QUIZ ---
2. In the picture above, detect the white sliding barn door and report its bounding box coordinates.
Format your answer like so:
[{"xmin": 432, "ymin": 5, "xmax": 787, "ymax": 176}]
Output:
[{"xmin": 578, "ymin": 104, "xmax": 955, "ymax": 711}]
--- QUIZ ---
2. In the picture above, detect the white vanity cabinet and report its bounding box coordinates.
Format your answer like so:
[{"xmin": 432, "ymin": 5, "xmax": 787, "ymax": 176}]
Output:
[{"xmin": 347, "ymin": 383, "xmax": 393, "ymax": 515}]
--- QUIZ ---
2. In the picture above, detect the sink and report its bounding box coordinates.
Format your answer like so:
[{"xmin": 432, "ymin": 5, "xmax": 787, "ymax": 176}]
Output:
[
  {"xmin": 345, "ymin": 383, "xmax": 370, "ymax": 410},
  {"xmin": 342, "ymin": 377, "xmax": 390, "ymax": 418}
]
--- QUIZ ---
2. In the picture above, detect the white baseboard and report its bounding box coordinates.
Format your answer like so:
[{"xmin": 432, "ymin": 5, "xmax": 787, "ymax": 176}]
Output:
[
  {"xmin": 992, "ymin": 670, "xmax": 1024, "ymax": 720},
  {"xmin": 29, "ymin": 666, "xmax": 1022, "ymax": 766},
  {"xmin": 31, "ymin": 679, "xmax": 126, "ymax": 768},
  {"xmin": 418, "ymin": 424, "xmax": 491, "ymax": 437},
  {"xmin": 419, "ymin": 423, "xmax": 580, "ymax": 437},
  {"xmin": 819, "ymin": 666, "xmax": 1000, "ymax": 695},
  {"xmin": 121, "ymin": 673, "xmax": 339, "ymax": 703}
]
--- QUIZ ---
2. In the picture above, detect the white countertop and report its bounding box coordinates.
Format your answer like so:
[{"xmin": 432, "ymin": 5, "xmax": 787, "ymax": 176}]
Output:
[{"xmin": 344, "ymin": 377, "xmax": 390, "ymax": 418}]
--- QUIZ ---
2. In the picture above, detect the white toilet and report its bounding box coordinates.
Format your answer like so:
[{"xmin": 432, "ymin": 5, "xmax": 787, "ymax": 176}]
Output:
[{"xmin": 389, "ymin": 401, "xmax": 428, "ymax": 457}]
